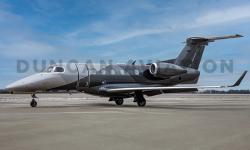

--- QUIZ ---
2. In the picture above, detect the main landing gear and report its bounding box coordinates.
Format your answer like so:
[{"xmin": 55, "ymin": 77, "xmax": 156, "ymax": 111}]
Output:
[
  {"xmin": 135, "ymin": 91, "xmax": 146, "ymax": 107},
  {"xmin": 30, "ymin": 94, "xmax": 38, "ymax": 107},
  {"xmin": 109, "ymin": 97, "xmax": 124, "ymax": 105},
  {"xmin": 109, "ymin": 91, "xmax": 146, "ymax": 107}
]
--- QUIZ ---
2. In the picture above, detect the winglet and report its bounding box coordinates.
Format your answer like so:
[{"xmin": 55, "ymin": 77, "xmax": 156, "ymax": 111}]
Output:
[{"xmin": 230, "ymin": 71, "xmax": 248, "ymax": 87}]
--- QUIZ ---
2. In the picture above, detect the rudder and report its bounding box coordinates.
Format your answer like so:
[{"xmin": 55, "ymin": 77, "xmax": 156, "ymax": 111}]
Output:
[{"xmin": 174, "ymin": 34, "xmax": 243, "ymax": 70}]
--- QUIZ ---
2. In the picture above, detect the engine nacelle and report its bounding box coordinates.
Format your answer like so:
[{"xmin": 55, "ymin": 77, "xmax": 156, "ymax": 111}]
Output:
[{"xmin": 149, "ymin": 62, "xmax": 187, "ymax": 78}]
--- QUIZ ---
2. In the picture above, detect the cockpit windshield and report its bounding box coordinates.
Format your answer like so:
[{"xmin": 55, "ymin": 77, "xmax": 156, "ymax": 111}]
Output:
[
  {"xmin": 39, "ymin": 66, "xmax": 54, "ymax": 73},
  {"xmin": 39, "ymin": 66, "xmax": 65, "ymax": 73}
]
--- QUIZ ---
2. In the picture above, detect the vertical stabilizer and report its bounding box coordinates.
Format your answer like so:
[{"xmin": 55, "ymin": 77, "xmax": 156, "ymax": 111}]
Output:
[{"xmin": 174, "ymin": 34, "xmax": 243, "ymax": 70}]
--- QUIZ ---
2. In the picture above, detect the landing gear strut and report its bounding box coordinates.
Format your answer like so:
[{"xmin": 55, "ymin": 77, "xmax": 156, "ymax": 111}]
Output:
[
  {"xmin": 109, "ymin": 97, "xmax": 124, "ymax": 105},
  {"xmin": 30, "ymin": 94, "xmax": 38, "ymax": 107},
  {"xmin": 135, "ymin": 91, "xmax": 146, "ymax": 107}
]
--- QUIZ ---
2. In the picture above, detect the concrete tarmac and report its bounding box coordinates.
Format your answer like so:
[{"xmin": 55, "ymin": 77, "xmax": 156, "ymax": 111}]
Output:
[{"xmin": 0, "ymin": 94, "xmax": 250, "ymax": 150}]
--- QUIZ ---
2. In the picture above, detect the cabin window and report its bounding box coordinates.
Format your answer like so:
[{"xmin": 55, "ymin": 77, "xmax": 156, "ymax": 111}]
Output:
[
  {"xmin": 134, "ymin": 70, "xmax": 139, "ymax": 75},
  {"xmin": 39, "ymin": 66, "xmax": 54, "ymax": 73},
  {"xmin": 110, "ymin": 69, "xmax": 115, "ymax": 75},
  {"xmin": 101, "ymin": 69, "xmax": 106, "ymax": 75},
  {"xmin": 120, "ymin": 70, "xmax": 125, "ymax": 75},
  {"xmin": 54, "ymin": 67, "xmax": 64, "ymax": 72},
  {"xmin": 91, "ymin": 68, "xmax": 97, "ymax": 75}
]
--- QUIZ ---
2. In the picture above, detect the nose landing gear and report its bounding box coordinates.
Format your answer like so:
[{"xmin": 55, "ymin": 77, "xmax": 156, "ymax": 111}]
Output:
[
  {"xmin": 30, "ymin": 99, "xmax": 37, "ymax": 107},
  {"xmin": 30, "ymin": 94, "xmax": 38, "ymax": 107}
]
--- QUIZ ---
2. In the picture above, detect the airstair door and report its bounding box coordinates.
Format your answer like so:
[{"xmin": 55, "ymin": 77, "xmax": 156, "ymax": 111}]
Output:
[{"xmin": 75, "ymin": 64, "xmax": 90, "ymax": 90}]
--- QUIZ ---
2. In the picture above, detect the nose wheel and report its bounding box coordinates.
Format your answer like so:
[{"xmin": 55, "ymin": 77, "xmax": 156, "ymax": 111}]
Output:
[
  {"xmin": 30, "ymin": 94, "xmax": 38, "ymax": 107},
  {"xmin": 30, "ymin": 99, "xmax": 37, "ymax": 107}
]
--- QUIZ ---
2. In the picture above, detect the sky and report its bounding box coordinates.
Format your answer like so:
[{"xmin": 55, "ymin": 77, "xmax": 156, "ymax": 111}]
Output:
[{"xmin": 0, "ymin": 0, "xmax": 249, "ymax": 89}]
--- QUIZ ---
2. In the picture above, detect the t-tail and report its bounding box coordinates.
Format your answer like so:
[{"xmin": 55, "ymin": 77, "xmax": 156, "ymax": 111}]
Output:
[
  {"xmin": 174, "ymin": 34, "xmax": 243, "ymax": 69},
  {"xmin": 148, "ymin": 34, "xmax": 243, "ymax": 83}
]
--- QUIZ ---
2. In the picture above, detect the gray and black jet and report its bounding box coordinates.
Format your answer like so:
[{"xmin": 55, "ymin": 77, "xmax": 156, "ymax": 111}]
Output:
[{"xmin": 5, "ymin": 34, "xmax": 247, "ymax": 107}]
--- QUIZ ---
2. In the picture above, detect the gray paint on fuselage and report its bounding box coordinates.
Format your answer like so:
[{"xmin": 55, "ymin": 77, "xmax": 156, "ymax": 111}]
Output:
[{"xmin": 48, "ymin": 63, "xmax": 200, "ymax": 97}]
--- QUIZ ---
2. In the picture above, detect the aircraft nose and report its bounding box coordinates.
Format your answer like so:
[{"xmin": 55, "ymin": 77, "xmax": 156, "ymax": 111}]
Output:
[
  {"xmin": 5, "ymin": 84, "xmax": 12, "ymax": 91},
  {"xmin": 5, "ymin": 82, "xmax": 24, "ymax": 92},
  {"xmin": 5, "ymin": 74, "xmax": 42, "ymax": 92}
]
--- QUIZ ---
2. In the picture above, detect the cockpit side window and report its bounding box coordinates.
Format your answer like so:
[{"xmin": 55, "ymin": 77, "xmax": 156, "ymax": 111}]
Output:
[
  {"xmin": 39, "ymin": 66, "xmax": 54, "ymax": 73},
  {"xmin": 54, "ymin": 67, "xmax": 65, "ymax": 72}
]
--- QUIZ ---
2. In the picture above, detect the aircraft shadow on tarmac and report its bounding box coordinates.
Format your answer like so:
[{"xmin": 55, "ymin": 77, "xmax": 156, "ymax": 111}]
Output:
[{"xmin": 28, "ymin": 102, "xmax": 247, "ymax": 111}]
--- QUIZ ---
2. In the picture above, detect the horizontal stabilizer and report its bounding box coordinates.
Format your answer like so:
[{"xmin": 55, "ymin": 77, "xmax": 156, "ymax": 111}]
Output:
[
  {"xmin": 106, "ymin": 71, "xmax": 247, "ymax": 93},
  {"xmin": 182, "ymin": 34, "xmax": 243, "ymax": 43}
]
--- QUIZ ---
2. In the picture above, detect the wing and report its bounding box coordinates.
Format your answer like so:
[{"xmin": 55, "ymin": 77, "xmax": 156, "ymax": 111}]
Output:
[{"xmin": 106, "ymin": 71, "xmax": 247, "ymax": 93}]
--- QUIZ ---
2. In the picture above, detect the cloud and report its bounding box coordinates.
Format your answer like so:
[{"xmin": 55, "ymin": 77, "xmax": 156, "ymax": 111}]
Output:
[
  {"xmin": 29, "ymin": 0, "xmax": 64, "ymax": 16},
  {"xmin": 0, "ymin": 2, "xmax": 12, "ymax": 9},
  {"xmin": 92, "ymin": 28, "xmax": 171, "ymax": 45},
  {"xmin": 186, "ymin": 5, "xmax": 250, "ymax": 28},
  {"xmin": 64, "ymin": 26, "xmax": 171, "ymax": 46},
  {"xmin": 63, "ymin": 16, "xmax": 175, "ymax": 46},
  {"xmin": 0, "ymin": 41, "xmax": 57, "ymax": 58},
  {"xmin": 64, "ymin": 4, "xmax": 250, "ymax": 46},
  {"xmin": 0, "ymin": 10, "xmax": 22, "ymax": 23},
  {"xmin": 0, "ymin": 8, "xmax": 59, "ymax": 59}
]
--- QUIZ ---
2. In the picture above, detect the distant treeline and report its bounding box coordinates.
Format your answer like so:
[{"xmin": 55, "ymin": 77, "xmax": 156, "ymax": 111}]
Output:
[
  {"xmin": 197, "ymin": 89, "xmax": 250, "ymax": 94},
  {"xmin": 0, "ymin": 89, "xmax": 79, "ymax": 94},
  {"xmin": 0, "ymin": 89, "xmax": 250, "ymax": 94},
  {"xmin": 0, "ymin": 89, "xmax": 11, "ymax": 94}
]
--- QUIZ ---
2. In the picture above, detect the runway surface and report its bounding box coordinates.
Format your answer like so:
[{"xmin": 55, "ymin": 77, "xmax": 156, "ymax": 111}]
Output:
[{"xmin": 0, "ymin": 94, "xmax": 250, "ymax": 150}]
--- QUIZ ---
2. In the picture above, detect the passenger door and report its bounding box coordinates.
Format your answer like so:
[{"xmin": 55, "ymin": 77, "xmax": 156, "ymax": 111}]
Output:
[{"xmin": 75, "ymin": 64, "xmax": 90, "ymax": 90}]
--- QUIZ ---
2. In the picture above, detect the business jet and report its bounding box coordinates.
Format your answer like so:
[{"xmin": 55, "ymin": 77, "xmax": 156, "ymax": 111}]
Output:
[{"xmin": 5, "ymin": 34, "xmax": 247, "ymax": 107}]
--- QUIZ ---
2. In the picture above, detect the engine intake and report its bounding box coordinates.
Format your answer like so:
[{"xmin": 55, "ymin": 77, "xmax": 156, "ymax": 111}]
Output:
[{"xmin": 149, "ymin": 62, "xmax": 187, "ymax": 78}]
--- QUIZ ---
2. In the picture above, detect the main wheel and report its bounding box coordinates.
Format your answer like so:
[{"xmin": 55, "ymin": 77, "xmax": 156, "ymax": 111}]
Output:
[
  {"xmin": 137, "ymin": 99, "xmax": 146, "ymax": 107},
  {"xmin": 30, "ymin": 99, "xmax": 37, "ymax": 107},
  {"xmin": 115, "ymin": 98, "xmax": 123, "ymax": 105}
]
